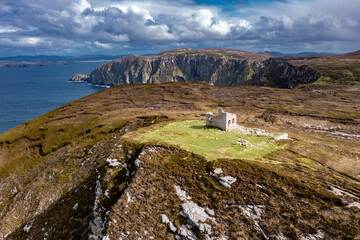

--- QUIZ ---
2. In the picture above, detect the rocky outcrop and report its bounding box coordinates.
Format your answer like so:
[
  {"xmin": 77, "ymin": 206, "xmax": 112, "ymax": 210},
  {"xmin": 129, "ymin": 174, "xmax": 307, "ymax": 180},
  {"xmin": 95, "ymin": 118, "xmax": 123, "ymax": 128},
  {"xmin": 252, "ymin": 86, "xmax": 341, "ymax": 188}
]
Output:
[
  {"xmin": 69, "ymin": 73, "xmax": 88, "ymax": 82},
  {"xmin": 85, "ymin": 48, "xmax": 320, "ymax": 88}
]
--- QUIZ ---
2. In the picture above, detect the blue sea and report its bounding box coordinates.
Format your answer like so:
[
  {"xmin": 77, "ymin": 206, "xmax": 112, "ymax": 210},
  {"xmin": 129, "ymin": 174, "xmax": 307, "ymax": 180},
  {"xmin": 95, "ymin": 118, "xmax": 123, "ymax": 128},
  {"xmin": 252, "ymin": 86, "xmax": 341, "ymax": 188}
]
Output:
[{"xmin": 0, "ymin": 61, "xmax": 110, "ymax": 134}]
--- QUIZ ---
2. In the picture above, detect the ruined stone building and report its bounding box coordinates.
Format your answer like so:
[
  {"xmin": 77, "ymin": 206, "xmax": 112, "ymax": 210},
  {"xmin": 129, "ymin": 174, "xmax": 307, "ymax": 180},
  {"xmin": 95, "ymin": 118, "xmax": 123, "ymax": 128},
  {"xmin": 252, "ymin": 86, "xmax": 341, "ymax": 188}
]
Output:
[{"xmin": 206, "ymin": 108, "xmax": 237, "ymax": 131}]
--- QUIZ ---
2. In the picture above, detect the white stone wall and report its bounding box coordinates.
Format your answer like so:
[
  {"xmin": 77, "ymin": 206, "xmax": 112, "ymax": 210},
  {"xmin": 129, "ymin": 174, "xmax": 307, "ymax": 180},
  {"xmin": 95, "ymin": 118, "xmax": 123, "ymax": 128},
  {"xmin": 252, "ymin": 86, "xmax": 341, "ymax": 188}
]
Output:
[{"xmin": 206, "ymin": 108, "xmax": 237, "ymax": 131}]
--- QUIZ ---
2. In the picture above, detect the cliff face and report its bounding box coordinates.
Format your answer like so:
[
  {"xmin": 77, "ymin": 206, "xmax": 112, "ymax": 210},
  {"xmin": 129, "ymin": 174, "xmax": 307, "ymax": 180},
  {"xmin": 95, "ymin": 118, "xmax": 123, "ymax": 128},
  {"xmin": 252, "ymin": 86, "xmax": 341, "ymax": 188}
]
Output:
[{"xmin": 85, "ymin": 49, "xmax": 320, "ymax": 89}]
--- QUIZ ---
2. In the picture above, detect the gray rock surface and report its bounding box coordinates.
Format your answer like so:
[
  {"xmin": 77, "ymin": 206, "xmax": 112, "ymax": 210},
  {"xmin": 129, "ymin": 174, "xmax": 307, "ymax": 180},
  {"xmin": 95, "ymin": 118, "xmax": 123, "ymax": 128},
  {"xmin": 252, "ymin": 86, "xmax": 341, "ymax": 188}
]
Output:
[
  {"xmin": 212, "ymin": 168, "xmax": 223, "ymax": 176},
  {"xmin": 175, "ymin": 185, "xmax": 192, "ymax": 202},
  {"xmin": 239, "ymin": 205, "xmax": 268, "ymax": 239},
  {"xmin": 11, "ymin": 186, "xmax": 17, "ymax": 195},
  {"xmin": 275, "ymin": 133, "xmax": 289, "ymax": 140},
  {"xmin": 181, "ymin": 201, "xmax": 214, "ymax": 234},
  {"xmin": 161, "ymin": 214, "xmax": 177, "ymax": 233},
  {"xmin": 176, "ymin": 225, "xmax": 197, "ymax": 240},
  {"xmin": 237, "ymin": 138, "xmax": 251, "ymax": 146},
  {"xmin": 218, "ymin": 176, "xmax": 237, "ymax": 188},
  {"xmin": 68, "ymin": 73, "xmax": 88, "ymax": 82},
  {"xmin": 106, "ymin": 158, "xmax": 121, "ymax": 167}
]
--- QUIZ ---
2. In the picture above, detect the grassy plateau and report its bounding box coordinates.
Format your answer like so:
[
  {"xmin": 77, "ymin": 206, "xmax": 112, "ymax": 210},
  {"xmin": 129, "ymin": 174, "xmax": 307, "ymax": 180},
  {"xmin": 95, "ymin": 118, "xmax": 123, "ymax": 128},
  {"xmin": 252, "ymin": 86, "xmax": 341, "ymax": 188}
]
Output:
[{"xmin": 133, "ymin": 120, "xmax": 280, "ymax": 161}]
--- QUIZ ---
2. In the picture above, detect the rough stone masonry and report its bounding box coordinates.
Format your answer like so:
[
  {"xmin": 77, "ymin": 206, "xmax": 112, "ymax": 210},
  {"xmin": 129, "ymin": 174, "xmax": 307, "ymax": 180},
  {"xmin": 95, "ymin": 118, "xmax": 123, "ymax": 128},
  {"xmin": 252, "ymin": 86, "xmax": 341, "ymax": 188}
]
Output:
[{"xmin": 206, "ymin": 108, "xmax": 237, "ymax": 131}]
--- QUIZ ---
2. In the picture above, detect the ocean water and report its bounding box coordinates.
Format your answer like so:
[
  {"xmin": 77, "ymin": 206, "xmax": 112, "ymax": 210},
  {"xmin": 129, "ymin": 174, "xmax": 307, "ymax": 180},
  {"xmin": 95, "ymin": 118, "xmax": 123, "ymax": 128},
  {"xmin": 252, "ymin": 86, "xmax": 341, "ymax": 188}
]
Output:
[{"xmin": 0, "ymin": 61, "xmax": 109, "ymax": 134}]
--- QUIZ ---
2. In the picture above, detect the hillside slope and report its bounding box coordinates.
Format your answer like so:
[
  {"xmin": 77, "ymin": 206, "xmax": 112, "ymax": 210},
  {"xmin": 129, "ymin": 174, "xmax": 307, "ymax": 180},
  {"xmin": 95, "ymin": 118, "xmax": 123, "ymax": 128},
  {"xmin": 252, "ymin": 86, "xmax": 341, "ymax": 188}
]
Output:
[
  {"xmin": 1, "ymin": 82, "xmax": 360, "ymax": 239},
  {"xmin": 83, "ymin": 48, "xmax": 320, "ymax": 89},
  {"xmin": 287, "ymin": 50, "xmax": 360, "ymax": 85}
]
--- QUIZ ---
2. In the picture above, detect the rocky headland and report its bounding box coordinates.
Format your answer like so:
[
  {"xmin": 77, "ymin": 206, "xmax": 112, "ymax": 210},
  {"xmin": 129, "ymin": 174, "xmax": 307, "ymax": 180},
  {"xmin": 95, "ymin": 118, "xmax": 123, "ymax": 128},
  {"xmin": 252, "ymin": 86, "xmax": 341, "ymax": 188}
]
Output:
[{"xmin": 71, "ymin": 48, "xmax": 321, "ymax": 89}]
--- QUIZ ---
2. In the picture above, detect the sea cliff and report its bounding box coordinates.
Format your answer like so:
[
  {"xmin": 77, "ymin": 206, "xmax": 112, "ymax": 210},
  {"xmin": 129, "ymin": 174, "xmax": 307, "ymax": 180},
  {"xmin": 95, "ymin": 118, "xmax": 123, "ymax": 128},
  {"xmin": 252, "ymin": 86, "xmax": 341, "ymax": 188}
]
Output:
[{"xmin": 78, "ymin": 48, "xmax": 320, "ymax": 89}]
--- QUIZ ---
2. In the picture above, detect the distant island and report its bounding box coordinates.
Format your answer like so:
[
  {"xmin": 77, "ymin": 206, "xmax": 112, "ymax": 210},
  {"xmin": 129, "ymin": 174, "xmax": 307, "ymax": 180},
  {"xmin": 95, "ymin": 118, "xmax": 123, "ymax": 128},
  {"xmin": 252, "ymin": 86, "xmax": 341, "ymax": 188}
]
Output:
[
  {"xmin": 0, "ymin": 55, "xmax": 129, "ymax": 68},
  {"xmin": 0, "ymin": 61, "xmax": 69, "ymax": 68}
]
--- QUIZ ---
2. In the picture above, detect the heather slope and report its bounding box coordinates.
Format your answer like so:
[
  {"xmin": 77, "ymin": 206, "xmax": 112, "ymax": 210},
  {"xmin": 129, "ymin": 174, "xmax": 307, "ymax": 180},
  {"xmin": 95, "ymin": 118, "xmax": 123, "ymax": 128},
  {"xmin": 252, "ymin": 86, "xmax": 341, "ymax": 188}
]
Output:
[
  {"xmin": 287, "ymin": 50, "xmax": 360, "ymax": 85},
  {"xmin": 0, "ymin": 82, "xmax": 360, "ymax": 239}
]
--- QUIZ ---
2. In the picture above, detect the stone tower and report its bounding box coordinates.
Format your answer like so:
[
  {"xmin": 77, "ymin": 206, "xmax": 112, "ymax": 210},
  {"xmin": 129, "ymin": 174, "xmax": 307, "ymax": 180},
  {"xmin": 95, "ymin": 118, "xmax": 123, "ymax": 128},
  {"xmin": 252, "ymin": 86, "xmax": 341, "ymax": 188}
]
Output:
[{"xmin": 205, "ymin": 108, "xmax": 237, "ymax": 131}]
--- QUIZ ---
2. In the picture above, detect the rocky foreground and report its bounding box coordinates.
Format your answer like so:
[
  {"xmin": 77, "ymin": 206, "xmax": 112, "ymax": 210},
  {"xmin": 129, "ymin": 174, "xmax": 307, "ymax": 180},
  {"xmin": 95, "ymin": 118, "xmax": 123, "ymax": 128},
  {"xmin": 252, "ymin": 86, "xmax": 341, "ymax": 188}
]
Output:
[{"xmin": 0, "ymin": 82, "xmax": 359, "ymax": 239}]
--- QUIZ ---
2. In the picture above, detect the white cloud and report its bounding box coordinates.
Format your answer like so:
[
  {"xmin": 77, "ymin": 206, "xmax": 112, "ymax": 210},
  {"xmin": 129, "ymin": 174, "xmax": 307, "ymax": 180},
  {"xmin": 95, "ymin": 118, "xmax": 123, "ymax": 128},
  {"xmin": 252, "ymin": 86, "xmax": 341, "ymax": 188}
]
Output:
[
  {"xmin": 94, "ymin": 41, "xmax": 112, "ymax": 49},
  {"xmin": 0, "ymin": 37, "xmax": 49, "ymax": 47},
  {"xmin": 71, "ymin": 0, "xmax": 91, "ymax": 13},
  {"xmin": 0, "ymin": 26, "xmax": 20, "ymax": 33},
  {"xmin": 0, "ymin": 0, "xmax": 359, "ymax": 55},
  {"xmin": 111, "ymin": 34, "xmax": 130, "ymax": 42}
]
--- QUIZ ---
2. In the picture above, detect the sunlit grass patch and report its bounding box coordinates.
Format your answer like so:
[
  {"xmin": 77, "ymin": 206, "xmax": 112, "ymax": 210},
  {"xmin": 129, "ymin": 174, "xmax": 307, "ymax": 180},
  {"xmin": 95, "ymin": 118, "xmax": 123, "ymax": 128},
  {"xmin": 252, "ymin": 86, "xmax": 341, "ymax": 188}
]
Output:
[{"xmin": 137, "ymin": 120, "xmax": 280, "ymax": 161}]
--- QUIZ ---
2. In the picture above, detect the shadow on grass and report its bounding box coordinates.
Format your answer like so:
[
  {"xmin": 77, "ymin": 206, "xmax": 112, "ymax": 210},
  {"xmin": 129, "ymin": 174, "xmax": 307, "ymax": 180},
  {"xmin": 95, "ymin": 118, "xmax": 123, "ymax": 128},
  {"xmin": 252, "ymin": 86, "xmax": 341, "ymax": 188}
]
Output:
[{"xmin": 189, "ymin": 125, "xmax": 219, "ymax": 130}]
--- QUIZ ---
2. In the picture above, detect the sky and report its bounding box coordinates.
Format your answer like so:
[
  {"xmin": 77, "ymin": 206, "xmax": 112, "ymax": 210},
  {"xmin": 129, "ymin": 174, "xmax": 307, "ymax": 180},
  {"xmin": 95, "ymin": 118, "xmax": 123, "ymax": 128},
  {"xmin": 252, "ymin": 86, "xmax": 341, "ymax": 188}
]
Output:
[{"xmin": 0, "ymin": 0, "xmax": 359, "ymax": 57}]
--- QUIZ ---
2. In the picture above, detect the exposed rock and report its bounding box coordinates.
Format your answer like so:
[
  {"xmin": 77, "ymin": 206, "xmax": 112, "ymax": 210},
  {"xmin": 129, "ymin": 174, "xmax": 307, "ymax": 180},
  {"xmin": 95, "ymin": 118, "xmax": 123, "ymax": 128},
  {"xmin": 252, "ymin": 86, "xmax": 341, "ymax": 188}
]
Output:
[
  {"xmin": 73, "ymin": 203, "xmax": 78, "ymax": 210},
  {"xmin": 205, "ymin": 236, "xmax": 229, "ymax": 240},
  {"xmin": 173, "ymin": 184, "xmax": 216, "ymax": 238},
  {"xmin": 206, "ymin": 208, "xmax": 215, "ymax": 216},
  {"xmin": 176, "ymin": 225, "xmax": 197, "ymax": 240},
  {"xmin": 106, "ymin": 158, "xmax": 121, "ymax": 167},
  {"xmin": 254, "ymin": 128, "xmax": 270, "ymax": 135},
  {"xmin": 231, "ymin": 125, "xmax": 271, "ymax": 136},
  {"xmin": 301, "ymin": 230, "xmax": 325, "ymax": 240},
  {"xmin": 134, "ymin": 158, "xmax": 141, "ymax": 168},
  {"xmin": 274, "ymin": 133, "xmax": 289, "ymax": 140},
  {"xmin": 181, "ymin": 201, "xmax": 214, "ymax": 234},
  {"xmin": 68, "ymin": 73, "xmax": 88, "ymax": 82},
  {"xmin": 239, "ymin": 205, "xmax": 268, "ymax": 239},
  {"xmin": 210, "ymin": 168, "xmax": 237, "ymax": 188},
  {"xmin": 347, "ymin": 201, "xmax": 360, "ymax": 209},
  {"xmin": 126, "ymin": 192, "xmax": 133, "ymax": 203},
  {"xmin": 23, "ymin": 221, "xmax": 33, "ymax": 233},
  {"xmin": 11, "ymin": 186, "xmax": 18, "ymax": 195},
  {"xmin": 175, "ymin": 185, "xmax": 192, "ymax": 202},
  {"xmin": 218, "ymin": 176, "xmax": 237, "ymax": 188},
  {"xmin": 237, "ymin": 138, "xmax": 251, "ymax": 146},
  {"xmin": 89, "ymin": 174, "xmax": 105, "ymax": 240},
  {"xmin": 211, "ymin": 168, "xmax": 223, "ymax": 176},
  {"xmin": 161, "ymin": 214, "xmax": 177, "ymax": 233},
  {"xmin": 239, "ymin": 205, "xmax": 265, "ymax": 220}
]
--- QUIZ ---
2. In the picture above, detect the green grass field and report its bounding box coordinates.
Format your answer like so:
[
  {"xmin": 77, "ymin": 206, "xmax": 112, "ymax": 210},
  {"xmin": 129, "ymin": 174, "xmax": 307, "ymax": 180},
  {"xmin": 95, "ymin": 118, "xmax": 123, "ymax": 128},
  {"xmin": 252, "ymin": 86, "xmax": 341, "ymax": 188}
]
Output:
[{"xmin": 137, "ymin": 120, "xmax": 280, "ymax": 161}]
